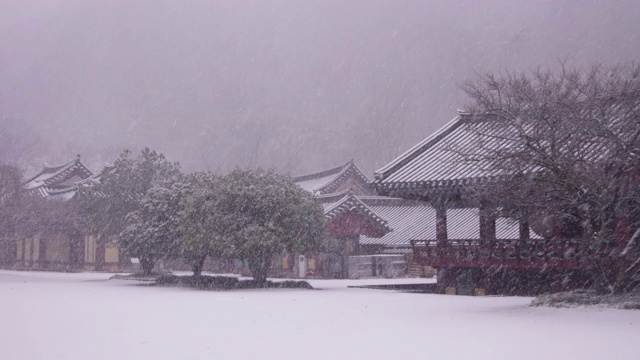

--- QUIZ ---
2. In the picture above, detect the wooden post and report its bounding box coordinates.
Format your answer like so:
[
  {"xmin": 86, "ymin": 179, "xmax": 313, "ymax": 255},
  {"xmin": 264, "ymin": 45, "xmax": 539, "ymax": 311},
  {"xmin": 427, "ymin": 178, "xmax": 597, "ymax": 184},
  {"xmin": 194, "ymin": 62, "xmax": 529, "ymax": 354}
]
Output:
[
  {"xmin": 436, "ymin": 203, "xmax": 448, "ymax": 244},
  {"xmin": 479, "ymin": 206, "xmax": 496, "ymax": 241},
  {"xmin": 69, "ymin": 232, "xmax": 85, "ymax": 270},
  {"xmin": 519, "ymin": 217, "xmax": 530, "ymax": 240},
  {"xmin": 20, "ymin": 238, "xmax": 26, "ymax": 268},
  {"xmin": 39, "ymin": 236, "xmax": 48, "ymax": 269},
  {"xmin": 95, "ymin": 235, "xmax": 106, "ymax": 271}
]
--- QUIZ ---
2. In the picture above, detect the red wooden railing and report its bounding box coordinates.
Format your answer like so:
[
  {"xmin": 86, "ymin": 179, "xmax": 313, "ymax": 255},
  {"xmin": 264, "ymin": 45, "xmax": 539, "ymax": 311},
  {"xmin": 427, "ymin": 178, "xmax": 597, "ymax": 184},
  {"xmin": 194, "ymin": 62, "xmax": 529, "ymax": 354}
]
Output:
[{"xmin": 410, "ymin": 239, "xmax": 615, "ymax": 270}]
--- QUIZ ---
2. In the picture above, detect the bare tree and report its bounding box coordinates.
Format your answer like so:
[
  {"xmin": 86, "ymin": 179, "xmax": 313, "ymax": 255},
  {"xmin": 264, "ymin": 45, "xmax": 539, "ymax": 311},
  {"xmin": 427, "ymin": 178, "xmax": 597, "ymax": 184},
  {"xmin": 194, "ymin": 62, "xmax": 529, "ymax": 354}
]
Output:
[{"xmin": 458, "ymin": 64, "xmax": 640, "ymax": 293}]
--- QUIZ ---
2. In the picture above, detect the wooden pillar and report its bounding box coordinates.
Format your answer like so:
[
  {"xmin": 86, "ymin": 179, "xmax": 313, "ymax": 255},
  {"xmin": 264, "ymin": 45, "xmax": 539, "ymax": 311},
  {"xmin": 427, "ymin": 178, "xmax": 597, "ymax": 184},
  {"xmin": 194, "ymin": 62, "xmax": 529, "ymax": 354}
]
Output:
[
  {"xmin": 479, "ymin": 206, "xmax": 496, "ymax": 240},
  {"xmin": 436, "ymin": 204, "xmax": 448, "ymax": 243},
  {"xmin": 38, "ymin": 236, "xmax": 48, "ymax": 268},
  {"xmin": 20, "ymin": 238, "xmax": 27, "ymax": 266},
  {"xmin": 69, "ymin": 232, "xmax": 85, "ymax": 270},
  {"xmin": 95, "ymin": 235, "xmax": 106, "ymax": 271},
  {"xmin": 24, "ymin": 238, "xmax": 35, "ymax": 267},
  {"xmin": 519, "ymin": 217, "xmax": 530, "ymax": 240}
]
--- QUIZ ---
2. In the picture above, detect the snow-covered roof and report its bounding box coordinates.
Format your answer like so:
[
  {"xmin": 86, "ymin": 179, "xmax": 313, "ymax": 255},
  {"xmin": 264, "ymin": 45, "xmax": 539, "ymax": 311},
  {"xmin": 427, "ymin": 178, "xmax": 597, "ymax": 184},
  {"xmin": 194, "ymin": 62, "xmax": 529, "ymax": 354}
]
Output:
[
  {"xmin": 358, "ymin": 196, "xmax": 437, "ymax": 246},
  {"xmin": 23, "ymin": 155, "xmax": 114, "ymax": 200},
  {"xmin": 374, "ymin": 113, "xmax": 514, "ymax": 191},
  {"xmin": 374, "ymin": 105, "xmax": 637, "ymax": 193},
  {"xmin": 315, "ymin": 184, "xmax": 536, "ymax": 248},
  {"xmin": 356, "ymin": 199, "xmax": 539, "ymax": 247},
  {"xmin": 446, "ymin": 208, "xmax": 540, "ymax": 240},
  {"xmin": 294, "ymin": 160, "xmax": 372, "ymax": 195},
  {"xmin": 317, "ymin": 191, "xmax": 391, "ymax": 236}
]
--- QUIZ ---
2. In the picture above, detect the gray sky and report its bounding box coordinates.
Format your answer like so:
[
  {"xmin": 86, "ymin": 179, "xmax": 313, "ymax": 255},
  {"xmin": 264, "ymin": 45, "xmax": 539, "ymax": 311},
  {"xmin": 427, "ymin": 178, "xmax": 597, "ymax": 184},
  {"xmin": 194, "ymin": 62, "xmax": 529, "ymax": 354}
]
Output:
[{"xmin": 1, "ymin": 0, "xmax": 640, "ymax": 176}]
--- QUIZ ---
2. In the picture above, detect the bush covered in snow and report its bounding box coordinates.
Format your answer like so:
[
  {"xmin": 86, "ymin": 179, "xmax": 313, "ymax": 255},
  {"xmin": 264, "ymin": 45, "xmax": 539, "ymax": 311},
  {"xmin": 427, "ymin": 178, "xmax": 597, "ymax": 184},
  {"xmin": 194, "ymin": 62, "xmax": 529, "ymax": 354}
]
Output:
[
  {"xmin": 532, "ymin": 289, "xmax": 640, "ymax": 309},
  {"xmin": 155, "ymin": 274, "xmax": 312, "ymax": 290}
]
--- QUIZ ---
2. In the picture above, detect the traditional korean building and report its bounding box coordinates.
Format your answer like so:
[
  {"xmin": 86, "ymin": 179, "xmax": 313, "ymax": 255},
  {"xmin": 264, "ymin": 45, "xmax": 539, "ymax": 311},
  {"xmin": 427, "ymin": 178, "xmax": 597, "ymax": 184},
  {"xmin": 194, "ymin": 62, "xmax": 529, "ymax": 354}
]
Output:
[
  {"xmin": 14, "ymin": 155, "xmax": 122, "ymax": 271},
  {"xmin": 373, "ymin": 112, "xmax": 538, "ymax": 239},
  {"xmin": 373, "ymin": 112, "xmax": 599, "ymax": 294},
  {"xmin": 291, "ymin": 161, "xmax": 437, "ymax": 278},
  {"xmin": 294, "ymin": 160, "xmax": 375, "ymax": 196}
]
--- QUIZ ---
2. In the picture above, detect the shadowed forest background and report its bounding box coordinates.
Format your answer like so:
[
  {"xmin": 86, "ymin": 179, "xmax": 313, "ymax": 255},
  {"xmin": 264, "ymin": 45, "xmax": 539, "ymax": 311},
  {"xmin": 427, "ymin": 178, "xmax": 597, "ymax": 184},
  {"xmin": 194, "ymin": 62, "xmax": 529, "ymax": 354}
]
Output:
[{"xmin": 1, "ymin": 0, "xmax": 640, "ymax": 175}]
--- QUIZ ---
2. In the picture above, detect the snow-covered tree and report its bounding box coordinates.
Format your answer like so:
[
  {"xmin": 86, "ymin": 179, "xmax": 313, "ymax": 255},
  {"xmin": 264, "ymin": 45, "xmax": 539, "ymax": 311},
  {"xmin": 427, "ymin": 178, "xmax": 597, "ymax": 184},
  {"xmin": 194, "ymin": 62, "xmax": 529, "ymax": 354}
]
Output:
[
  {"xmin": 0, "ymin": 164, "xmax": 23, "ymax": 265},
  {"xmin": 78, "ymin": 147, "xmax": 181, "ymax": 270},
  {"xmin": 179, "ymin": 172, "xmax": 233, "ymax": 277},
  {"xmin": 221, "ymin": 168, "xmax": 325, "ymax": 284},
  {"xmin": 119, "ymin": 184, "xmax": 185, "ymax": 275},
  {"xmin": 459, "ymin": 64, "xmax": 640, "ymax": 293}
]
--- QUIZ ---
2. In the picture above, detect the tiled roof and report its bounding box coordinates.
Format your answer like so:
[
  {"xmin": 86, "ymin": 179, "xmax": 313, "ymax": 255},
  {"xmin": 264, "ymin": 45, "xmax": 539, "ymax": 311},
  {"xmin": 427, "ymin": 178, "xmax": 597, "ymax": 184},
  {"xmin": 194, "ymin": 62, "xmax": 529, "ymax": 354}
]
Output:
[
  {"xmin": 294, "ymin": 160, "xmax": 371, "ymax": 195},
  {"xmin": 374, "ymin": 106, "xmax": 635, "ymax": 192},
  {"xmin": 357, "ymin": 201, "xmax": 539, "ymax": 247},
  {"xmin": 446, "ymin": 208, "xmax": 480, "ymax": 239},
  {"xmin": 318, "ymin": 191, "xmax": 391, "ymax": 235},
  {"xmin": 446, "ymin": 208, "xmax": 541, "ymax": 240},
  {"xmin": 23, "ymin": 156, "xmax": 114, "ymax": 200},
  {"xmin": 318, "ymin": 191, "xmax": 536, "ymax": 247},
  {"xmin": 358, "ymin": 196, "xmax": 437, "ymax": 246},
  {"xmin": 374, "ymin": 113, "xmax": 514, "ymax": 190}
]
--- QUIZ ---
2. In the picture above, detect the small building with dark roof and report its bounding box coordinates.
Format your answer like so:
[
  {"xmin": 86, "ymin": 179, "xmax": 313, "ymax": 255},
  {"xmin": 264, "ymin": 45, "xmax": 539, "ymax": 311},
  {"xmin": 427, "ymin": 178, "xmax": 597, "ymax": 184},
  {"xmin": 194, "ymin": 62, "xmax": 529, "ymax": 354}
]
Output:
[
  {"xmin": 14, "ymin": 156, "xmax": 121, "ymax": 272},
  {"xmin": 24, "ymin": 155, "xmax": 115, "ymax": 200}
]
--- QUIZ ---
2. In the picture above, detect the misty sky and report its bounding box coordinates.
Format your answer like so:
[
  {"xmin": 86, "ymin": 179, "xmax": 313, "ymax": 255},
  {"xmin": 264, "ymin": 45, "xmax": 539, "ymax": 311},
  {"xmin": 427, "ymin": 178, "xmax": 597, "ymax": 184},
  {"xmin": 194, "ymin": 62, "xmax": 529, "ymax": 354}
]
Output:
[{"xmin": 1, "ymin": 0, "xmax": 640, "ymax": 176}]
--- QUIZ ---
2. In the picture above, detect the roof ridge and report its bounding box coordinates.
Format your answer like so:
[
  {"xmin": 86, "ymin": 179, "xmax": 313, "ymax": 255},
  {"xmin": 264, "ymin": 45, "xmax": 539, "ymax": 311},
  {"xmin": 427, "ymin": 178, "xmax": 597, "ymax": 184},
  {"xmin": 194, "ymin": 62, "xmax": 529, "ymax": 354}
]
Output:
[
  {"xmin": 43, "ymin": 157, "xmax": 93, "ymax": 185},
  {"xmin": 313, "ymin": 161, "xmax": 371, "ymax": 193},
  {"xmin": 316, "ymin": 188, "xmax": 352, "ymax": 201},
  {"xmin": 323, "ymin": 193, "xmax": 391, "ymax": 233},
  {"xmin": 358, "ymin": 196, "xmax": 428, "ymax": 206},
  {"xmin": 292, "ymin": 161, "xmax": 349, "ymax": 182},
  {"xmin": 24, "ymin": 157, "xmax": 79, "ymax": 185},
  {"xmin": 374, "ymin": 114, "xmax": 465, "ymax": 181}
]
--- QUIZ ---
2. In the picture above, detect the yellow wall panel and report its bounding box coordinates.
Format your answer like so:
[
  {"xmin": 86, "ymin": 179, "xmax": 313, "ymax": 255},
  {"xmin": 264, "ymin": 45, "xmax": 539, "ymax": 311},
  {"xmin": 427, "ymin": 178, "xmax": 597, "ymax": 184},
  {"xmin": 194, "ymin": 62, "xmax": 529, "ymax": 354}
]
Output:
[
  {"xmin": 105, "ymin": 244, "xmax": 119, "ymax": 263},
  {"xmin": 47, "ymin": 235, "xmax": 70, "ymax": 263},
  {"xmin": 16, "ymin": 239, "xmax": 23, "ymax": 260},
  {"xmin": 308, "ymin": 258, "xmax": 316, "ymax": 271},
  {"xmin": 85, "ymin": 235, "xmax": 96, "ymax": 263},
  {"xmin": 24, "ymin": 238, "xmax": 32, "ymax": 263},
  {"xmin": 32, "ymin": 237, "xmax": 40, "ymax": 262}
]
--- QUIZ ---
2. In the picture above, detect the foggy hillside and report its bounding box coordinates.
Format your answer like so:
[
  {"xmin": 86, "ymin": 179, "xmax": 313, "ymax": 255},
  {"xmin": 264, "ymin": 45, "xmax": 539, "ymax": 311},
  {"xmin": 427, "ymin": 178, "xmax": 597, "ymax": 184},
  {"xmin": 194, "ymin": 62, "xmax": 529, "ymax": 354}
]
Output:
[{"xmin": 1, "ymin": 0, "xmax": 639, "ymax": 176}]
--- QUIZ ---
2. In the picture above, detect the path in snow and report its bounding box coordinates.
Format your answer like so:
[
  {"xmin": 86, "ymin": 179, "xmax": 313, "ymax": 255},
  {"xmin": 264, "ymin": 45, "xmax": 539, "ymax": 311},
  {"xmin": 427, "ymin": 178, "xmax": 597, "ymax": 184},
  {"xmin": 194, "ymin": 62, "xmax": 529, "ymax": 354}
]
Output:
[{"xmin": 1, "ymin": 270, "xmax": 638, "ymax": 360}]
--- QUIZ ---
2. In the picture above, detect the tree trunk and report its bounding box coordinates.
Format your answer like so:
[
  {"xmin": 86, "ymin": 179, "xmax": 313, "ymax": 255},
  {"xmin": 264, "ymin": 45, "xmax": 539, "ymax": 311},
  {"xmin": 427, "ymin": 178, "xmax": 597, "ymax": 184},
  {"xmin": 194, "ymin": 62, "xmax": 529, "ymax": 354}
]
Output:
[
  {"xmin": 612, "ymin": 228, "xmax": 640, "ymax": 294},
  {"xmin": 69, "ymin": 233, "xmax": 84, "ymax": 270},
  {"xmin": 191, "ymin": 255, "xmax": 207, "ymax": 277},
  {"xmin": 612, "ymin": 259, "xmax": 627, "ymax": 294},
  {"xmin": 95, "ymin": 234, "xmax": 106, "ymax": 271},
  {"xmin": 248, "ymin": 256, "xmax": 271, "ymax": 285},
  {"xmin": 140, "ymin": 257, "xmax": 155, "ymax": 275}
]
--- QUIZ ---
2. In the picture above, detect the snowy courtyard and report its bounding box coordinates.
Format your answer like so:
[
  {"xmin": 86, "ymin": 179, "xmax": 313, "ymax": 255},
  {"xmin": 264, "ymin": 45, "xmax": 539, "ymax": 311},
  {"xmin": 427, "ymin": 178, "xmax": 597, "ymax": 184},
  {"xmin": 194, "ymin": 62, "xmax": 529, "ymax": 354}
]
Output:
[{"xmin": 1, "ymin": 271, "xmax": 639, "ymax": 360}]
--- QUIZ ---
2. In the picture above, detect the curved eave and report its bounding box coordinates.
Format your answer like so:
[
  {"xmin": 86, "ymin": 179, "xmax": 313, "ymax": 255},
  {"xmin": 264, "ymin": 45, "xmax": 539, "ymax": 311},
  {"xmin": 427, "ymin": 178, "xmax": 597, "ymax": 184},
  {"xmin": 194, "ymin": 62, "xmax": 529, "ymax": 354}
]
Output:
[
  {"xmin": 374, "ymin": 175, "xmax": 506, "ymax": 195},
  {"xmin": 316, "ymin": 161, "xmax": 371, "ymax": 194},
  {"xmin": 374, "ymin": 114, "xmax": 465, "ymax": 181},
  {"xmin": 323, "ymin": 195, "xmax": 391, "ymax": 235}
]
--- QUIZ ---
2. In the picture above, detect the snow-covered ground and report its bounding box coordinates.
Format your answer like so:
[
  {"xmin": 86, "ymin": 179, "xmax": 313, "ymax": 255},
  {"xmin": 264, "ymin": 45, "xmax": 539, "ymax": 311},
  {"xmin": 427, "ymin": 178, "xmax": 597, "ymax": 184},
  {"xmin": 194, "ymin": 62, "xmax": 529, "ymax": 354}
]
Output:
[{"xmin": 1, "ymin": 270, "xmax": 638, "ymax": 360}]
